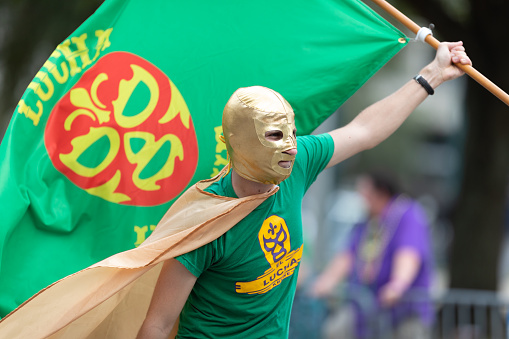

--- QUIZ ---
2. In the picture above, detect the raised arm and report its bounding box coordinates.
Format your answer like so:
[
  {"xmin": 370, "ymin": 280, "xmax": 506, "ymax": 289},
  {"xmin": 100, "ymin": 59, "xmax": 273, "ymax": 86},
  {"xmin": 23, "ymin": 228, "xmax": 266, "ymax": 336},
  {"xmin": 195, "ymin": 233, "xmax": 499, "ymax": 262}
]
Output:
[
  {"xmin": 378, "ymin": 247, "xmax": 421, "ymax": 307},
  {"xmin": 137, "ymin": 259, "xmax": 197, "ymax": 339},
  {"xmin": 309, "ymin": 251, "xmax": 354, "ymax": 298},
  {"xmin": 326, "ymin": 41, "xmax": 471, "ymax": 168}
]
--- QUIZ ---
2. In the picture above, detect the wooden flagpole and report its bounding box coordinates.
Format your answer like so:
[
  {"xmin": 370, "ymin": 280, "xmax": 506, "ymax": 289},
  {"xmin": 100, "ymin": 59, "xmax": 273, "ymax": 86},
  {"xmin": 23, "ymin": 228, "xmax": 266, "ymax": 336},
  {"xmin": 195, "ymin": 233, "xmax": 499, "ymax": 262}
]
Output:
[{"xmin": 371, "ymin": 0, "xmax": 509, "ymax": 106}]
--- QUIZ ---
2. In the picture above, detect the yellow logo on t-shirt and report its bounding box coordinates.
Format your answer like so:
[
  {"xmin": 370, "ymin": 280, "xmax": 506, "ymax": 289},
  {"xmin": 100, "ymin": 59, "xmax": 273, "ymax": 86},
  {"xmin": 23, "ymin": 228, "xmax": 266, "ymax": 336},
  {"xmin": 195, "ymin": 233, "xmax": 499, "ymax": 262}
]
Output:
[{"xmin": 236, "ymin": 215, "xmax": 302, "ymax": 294}]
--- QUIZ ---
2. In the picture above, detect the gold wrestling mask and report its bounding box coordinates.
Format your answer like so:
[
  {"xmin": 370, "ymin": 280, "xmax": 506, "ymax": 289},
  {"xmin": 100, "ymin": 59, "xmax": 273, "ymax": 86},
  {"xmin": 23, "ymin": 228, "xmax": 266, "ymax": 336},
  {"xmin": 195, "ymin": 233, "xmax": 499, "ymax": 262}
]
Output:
[{"xmin": 222, "ymin": 86, "xmax": 297, "ymax": 185}]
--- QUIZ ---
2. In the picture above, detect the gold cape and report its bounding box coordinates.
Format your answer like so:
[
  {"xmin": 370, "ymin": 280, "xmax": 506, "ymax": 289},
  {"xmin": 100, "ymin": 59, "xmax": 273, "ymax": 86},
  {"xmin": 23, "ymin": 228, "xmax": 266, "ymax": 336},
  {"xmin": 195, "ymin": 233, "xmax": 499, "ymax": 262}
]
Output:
[{"xmin": 0, "ymin": 169, "xmax": 277, "ymax": 338}]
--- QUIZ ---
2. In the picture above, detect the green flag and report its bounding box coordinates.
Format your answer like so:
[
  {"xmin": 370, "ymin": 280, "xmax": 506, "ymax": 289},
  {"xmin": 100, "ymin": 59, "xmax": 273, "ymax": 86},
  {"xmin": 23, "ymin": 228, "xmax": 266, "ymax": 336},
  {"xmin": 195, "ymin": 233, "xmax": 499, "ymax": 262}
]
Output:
[{"xmin": 0, "ymin": 0, "xmax": 407, "ymax": 316}]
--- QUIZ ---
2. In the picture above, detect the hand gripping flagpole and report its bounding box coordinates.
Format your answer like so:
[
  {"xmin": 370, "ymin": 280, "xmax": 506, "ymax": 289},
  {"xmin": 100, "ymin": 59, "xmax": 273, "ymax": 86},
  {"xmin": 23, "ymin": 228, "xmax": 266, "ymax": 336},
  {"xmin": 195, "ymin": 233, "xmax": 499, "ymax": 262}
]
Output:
[{"xmin": 371, "ymin": 0, "xmax": 509, "ymax": 106}]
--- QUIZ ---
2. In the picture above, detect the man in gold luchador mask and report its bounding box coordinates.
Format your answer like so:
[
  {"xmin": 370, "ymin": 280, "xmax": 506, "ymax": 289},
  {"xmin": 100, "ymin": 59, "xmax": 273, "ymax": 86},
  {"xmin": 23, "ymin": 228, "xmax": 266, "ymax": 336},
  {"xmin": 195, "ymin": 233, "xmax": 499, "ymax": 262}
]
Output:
[{"xmin": 137, "ymin": 42, "xmax": 471, "ymax": 339}]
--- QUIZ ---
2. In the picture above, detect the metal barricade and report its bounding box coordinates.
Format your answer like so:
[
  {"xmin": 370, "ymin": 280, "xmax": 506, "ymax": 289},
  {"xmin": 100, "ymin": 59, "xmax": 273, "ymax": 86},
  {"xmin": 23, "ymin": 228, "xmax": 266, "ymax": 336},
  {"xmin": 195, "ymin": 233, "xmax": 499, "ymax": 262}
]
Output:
[
  {"xmin": 433, "ymin": 289, "xmax": 508, "ymax": 339},
  {"xmin": 298, "ymin": 287, "xmax": 509, "ymax": 339}
]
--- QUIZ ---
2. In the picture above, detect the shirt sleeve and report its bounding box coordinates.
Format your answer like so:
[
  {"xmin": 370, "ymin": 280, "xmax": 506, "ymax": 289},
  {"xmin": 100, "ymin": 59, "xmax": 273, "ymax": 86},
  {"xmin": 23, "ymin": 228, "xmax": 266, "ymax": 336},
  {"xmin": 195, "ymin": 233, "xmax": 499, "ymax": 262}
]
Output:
[
  {"xmin": 175, "ymin": 238, "xmax": 221, "ymax": 278},
  {"xmin": 295, "ymin": 134, "xmax": 334, "ymax": 192},
  {"xmin": 392, "ymin": 202, "xmax": 431, "ymax": 258}
]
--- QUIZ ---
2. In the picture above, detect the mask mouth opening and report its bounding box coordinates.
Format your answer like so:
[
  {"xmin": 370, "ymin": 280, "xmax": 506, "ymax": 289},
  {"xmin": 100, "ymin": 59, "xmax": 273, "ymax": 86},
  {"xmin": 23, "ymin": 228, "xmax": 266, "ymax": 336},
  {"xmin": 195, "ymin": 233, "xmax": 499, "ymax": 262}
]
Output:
[
  {"xmin": 278, "ymin": 160, "xmax": 293, "ymax": 169},
  {"xmin": 270, "ymin": 152, "xmax": 294, "ymax": 177}
]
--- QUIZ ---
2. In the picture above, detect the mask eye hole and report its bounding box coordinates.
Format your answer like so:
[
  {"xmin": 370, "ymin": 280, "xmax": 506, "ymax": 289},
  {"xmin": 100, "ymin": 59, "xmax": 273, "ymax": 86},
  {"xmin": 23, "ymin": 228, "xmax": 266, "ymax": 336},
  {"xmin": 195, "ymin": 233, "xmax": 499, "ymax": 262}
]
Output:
[{"xmin": 265, "ymin": 130, "xmax": 283, "ymax": 141}]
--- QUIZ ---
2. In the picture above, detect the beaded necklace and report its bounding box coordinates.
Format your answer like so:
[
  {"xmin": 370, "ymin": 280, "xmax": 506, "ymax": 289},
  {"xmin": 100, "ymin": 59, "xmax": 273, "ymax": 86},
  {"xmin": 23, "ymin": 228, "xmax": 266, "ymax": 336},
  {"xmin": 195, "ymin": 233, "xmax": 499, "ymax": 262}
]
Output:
[{"xmin": 357, "ymin": 194, "xmax": 410, "ymax": 283}]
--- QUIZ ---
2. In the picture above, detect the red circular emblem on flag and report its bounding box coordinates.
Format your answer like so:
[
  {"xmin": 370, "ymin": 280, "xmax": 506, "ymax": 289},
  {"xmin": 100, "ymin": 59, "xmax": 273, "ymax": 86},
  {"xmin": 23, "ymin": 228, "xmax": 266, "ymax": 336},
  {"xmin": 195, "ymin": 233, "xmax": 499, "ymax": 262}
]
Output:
[{"xmin": 45, "ymin": 52, "xmax": 198, "ymax": 206}]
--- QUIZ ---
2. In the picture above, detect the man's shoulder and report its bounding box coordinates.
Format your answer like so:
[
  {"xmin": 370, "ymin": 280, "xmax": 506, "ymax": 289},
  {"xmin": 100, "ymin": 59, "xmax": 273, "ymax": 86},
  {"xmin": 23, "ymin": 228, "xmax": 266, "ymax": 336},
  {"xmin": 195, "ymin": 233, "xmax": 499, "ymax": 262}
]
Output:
[
  {"xmin": 293, "ymin": 133, "xmax": 334, "ymax": 172},
  {"xmin": 203, "ymin": 171, "xmax": 235, "ymax": 197},
  {"xmin": 296, "ymin": 133, "xmax": 333, "ymax": 149},
  {"xmin": 295, "ymin": 134, "xmax": 333, "ymax": 162}
]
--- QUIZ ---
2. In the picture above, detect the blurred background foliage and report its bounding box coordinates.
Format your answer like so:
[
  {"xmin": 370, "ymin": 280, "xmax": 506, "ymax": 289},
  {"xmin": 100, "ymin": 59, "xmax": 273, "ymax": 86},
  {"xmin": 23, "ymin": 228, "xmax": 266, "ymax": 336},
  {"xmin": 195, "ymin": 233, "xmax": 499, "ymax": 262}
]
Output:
[
  {"xmin": 0, "ymin": 0, "xmax": 508, "ymax": 293},
  {"xmin": 0, "ymin": 0, "xmax": 103, "ymax": 134}
]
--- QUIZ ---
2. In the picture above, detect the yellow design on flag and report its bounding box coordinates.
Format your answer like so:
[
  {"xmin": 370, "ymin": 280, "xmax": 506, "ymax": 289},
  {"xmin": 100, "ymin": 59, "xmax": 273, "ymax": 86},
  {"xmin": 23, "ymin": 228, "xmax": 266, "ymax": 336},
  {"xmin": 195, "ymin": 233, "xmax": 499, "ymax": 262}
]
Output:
[{"xmin": 46, "ymin": 51, "xmax": 199, "ymax": 206}]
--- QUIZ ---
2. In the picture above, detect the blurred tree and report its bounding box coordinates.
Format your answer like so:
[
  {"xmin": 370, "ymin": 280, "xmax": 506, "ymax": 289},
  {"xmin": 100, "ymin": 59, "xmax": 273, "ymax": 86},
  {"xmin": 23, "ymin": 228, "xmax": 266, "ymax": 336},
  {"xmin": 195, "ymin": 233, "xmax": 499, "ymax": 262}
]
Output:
[
  {"xmin": 394, "ymin": 0, "xmax": 509, "ymax": 290},
  {"xmin": 0, "ymin": 0, "xmax": 103, "ymax": 137}
]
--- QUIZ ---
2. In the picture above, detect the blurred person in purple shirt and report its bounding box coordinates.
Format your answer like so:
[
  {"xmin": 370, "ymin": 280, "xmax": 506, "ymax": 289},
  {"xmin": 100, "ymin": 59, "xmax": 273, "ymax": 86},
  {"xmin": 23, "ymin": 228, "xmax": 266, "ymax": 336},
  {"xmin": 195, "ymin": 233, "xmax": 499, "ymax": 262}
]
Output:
[{"xmin": 311, "ymin": 169, "xmax": 434, "ymax": 339}]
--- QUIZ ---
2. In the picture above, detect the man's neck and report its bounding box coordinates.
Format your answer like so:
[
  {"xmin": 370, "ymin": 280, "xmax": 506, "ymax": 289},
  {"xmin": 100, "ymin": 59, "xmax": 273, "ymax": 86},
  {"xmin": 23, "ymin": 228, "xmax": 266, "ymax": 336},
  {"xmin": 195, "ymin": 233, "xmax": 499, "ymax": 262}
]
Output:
[{"xmin": 231, "ymin": 170, "xmax": 276, "ymax": 198}]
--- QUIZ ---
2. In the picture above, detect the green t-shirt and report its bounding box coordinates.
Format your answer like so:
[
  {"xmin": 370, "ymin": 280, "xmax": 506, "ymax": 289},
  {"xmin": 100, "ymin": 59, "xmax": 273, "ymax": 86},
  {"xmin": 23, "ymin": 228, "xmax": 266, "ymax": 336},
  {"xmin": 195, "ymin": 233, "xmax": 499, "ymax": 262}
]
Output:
[{"xmin": 175, "ymin": 134, "xmax": 334, "ymax": 338}]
